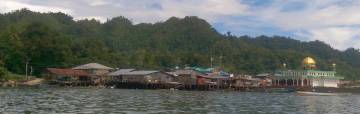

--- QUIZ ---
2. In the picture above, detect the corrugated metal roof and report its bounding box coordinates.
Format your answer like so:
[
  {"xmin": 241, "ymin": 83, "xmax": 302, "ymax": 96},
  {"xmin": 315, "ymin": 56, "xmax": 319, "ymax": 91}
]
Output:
[
  {"xmin": 72, "ymin": 63, "xmax": 113, "ymax": 70},
  {"xmin": 198, "ymin": 75, "xmax": 229, "ymax": 79},
  {"xmin": 166, "ymin": 70, "xmax": 205, "ymax": 77},
  {"xmin": 46, "ymin": 68, "xmax": 89, "ymax": 76},
  {"xmin": 256, "ymin": 73, "xmax": 271, "ymax": 77},
  {"xmin": 172, "ymin": 69, "xmax": 202, "ymax": 75},
  {"xmin": 123, "ymin": 71, "xmax": 158, "ymax": 75},
  {"xmin": 109, "ymin": 69, "xmax": 159, "ymax": 76},
  {"xmin": 108, "ymin": 69, "xmax": 135, "ymax": 76}
]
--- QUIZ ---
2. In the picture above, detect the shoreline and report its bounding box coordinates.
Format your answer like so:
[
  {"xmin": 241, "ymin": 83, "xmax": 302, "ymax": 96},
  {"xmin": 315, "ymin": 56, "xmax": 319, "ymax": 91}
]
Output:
[
  {"xmin": 0, "ymin": 78, "xmax": 44, "ymax": 87},
  {"xmin": 2, "ymin": 82, "xmax": 360, "ymax": 94}
]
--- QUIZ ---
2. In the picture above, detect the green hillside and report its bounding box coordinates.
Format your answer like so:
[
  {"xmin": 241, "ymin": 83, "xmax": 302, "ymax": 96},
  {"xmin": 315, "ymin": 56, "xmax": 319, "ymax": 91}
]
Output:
[{"xmin": 0, "ymin": 9, "xmax": 359, "ymax": 79}]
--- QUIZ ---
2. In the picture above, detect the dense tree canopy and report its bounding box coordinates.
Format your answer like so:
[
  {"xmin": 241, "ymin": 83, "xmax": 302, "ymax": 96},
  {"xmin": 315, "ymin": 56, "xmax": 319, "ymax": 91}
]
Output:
[{"xmin": 0, "ymin": 9, "xmax": 359, "ymax": 79}]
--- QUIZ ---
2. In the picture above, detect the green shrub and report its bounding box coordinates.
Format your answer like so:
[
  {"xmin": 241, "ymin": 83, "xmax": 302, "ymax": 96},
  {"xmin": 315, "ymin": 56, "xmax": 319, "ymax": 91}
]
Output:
[
  {"xmin": 0, "ymin": 67, "xmax": 8, "ymax": 81},
  {"xmin": 0, "ymin": 67, "xmax": 25, "ymax": 81}
]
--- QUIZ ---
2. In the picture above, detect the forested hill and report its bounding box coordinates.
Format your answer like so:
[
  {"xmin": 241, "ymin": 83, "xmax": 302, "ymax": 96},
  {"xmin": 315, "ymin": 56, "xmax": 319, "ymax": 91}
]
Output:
[{"xmin": 0, "ymin": 9, "xmax": 360, "ymax": 79}]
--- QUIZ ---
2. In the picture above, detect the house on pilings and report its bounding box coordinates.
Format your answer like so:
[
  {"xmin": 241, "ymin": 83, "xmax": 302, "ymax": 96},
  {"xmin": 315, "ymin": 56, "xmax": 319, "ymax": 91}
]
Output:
[
  {"xmin": 72, "ymin": 63, "xmax": 113, "ymax": 85},
  {"xmin": 45, "ymin": 68, "xmax": 91, "ymax": 86},
  {"xmin": 107, "ymin": 69, "xmax": 177, "ymax": 89}
]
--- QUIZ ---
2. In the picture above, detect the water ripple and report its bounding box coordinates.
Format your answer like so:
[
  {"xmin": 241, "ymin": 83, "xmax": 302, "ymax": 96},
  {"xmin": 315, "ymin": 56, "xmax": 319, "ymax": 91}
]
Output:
[{"xmin": 0, "ymin": 88, "xmax": 359, "ymax": 114}]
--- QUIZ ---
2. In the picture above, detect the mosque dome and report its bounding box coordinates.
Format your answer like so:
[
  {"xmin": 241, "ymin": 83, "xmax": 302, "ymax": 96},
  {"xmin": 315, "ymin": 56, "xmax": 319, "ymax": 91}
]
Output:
[
  {"xmin": 303, "ymin": 57, "xmax": 316, "ymax": 65},
  {"xmin": 302, "ymin": 57, "xmax": 316, "ymax": 69}
]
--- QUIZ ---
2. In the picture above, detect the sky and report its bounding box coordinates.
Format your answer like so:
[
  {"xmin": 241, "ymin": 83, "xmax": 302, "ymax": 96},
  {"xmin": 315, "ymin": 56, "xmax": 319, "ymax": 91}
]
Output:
[{"xmin": 1, "ymin": 0, "xmax": 360, "ymax": 50}]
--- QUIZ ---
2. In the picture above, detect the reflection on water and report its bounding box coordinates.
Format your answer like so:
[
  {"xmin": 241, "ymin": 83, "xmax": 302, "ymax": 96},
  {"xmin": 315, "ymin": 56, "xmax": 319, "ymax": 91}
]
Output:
[{"xmin": 0, "ymin": 87, "xmax": 359, "ymax": 113}]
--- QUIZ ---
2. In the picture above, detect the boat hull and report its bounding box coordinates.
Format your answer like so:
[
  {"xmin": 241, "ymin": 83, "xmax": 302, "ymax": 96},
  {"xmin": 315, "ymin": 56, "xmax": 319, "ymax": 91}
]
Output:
[
  {"xmin": 297, "ymin": 87, "xmax": 360, "ymax": 93},
  {"xmin": 297, "ymin": 91, "xmax": 337, "ymax": 96}
]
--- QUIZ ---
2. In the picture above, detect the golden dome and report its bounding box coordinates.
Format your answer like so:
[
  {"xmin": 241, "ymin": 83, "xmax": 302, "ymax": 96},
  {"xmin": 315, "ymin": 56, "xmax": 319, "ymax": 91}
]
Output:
[
  {"xmin": 303, "ymin": 57, "xmax": 316, "ymax": 65},
  {"xmin": 302, "ymin": 57, "xmax": 316, "ymax": 69}
]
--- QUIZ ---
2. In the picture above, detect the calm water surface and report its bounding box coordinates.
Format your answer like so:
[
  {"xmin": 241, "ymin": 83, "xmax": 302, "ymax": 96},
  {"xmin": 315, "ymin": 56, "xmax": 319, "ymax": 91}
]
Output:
[{"xmin": 0, "ymin": 87, "xmax": 359, "ymax": 114}]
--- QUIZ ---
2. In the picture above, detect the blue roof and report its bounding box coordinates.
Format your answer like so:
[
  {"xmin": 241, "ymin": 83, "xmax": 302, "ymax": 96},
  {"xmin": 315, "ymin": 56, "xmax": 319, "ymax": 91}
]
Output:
[{"xmin": 192, "ymin": 67, "xmax": 230, "ymax": 77}]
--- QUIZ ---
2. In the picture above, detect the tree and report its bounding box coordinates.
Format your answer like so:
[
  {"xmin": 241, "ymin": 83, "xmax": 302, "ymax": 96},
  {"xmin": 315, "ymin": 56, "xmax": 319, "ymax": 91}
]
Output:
[{"xmin": 0, "ymin": 9, "xmax": 359, "ymax": 79}]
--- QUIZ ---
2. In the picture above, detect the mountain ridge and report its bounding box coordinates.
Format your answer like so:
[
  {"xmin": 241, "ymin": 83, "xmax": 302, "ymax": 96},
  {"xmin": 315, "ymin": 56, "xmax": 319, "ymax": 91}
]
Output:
[{"xmin": 0, "ymin": 9, "xmax": 359, "ymax": 79}]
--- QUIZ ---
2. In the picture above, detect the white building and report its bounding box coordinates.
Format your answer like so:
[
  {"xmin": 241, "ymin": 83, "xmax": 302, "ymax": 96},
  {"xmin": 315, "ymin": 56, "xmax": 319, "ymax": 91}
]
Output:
[{"xmin": 273, "ymin": 57, "xmax": 343, "ymax": 88}]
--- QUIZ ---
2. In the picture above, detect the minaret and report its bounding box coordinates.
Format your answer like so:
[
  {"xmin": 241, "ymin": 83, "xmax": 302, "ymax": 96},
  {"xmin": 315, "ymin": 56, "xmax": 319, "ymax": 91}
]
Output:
[
  {"xmin": 332, "ymin": 63, "xmax": 336, "ymax": 71},
  {"xmin": 283, "ymin": 63, "xmax": 287, "ymax": 70}
]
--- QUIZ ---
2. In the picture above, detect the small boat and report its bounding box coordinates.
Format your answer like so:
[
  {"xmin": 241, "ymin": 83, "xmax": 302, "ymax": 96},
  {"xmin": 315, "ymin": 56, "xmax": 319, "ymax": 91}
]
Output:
[{"xmin": 297, "ymin": 91, "xmax": 337, "ymax": 96}]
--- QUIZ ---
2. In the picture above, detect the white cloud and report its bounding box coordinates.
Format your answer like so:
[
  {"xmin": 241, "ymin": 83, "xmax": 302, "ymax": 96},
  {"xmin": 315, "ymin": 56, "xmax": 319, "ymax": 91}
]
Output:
[
  {"xmin": 110, "ymin": 0, "xmax": 249, "ymax": 23},
  {"xmin": 88, "ymin": 0, "xmax": 109, "ymax": 6},
  {"xmin": 306, "ymin": 27, "xmax": 360, "ymax": 50},
  {"xmin": 258, "ymin": 1, "xmax": 360, "ymax": 30},
  {"xmin": 253, "ymin": 0, "xmax": 360, "ymax": 50},
  {"xmin": 0, "ymin": 0, "xmax": 73, "ymax": 14}
]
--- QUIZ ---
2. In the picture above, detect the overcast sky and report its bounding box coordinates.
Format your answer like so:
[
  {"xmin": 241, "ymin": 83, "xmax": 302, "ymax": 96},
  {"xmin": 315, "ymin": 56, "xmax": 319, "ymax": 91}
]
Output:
[{"xmin": 1, "ymin": 0, "xmax": 360, "ymax": 50}]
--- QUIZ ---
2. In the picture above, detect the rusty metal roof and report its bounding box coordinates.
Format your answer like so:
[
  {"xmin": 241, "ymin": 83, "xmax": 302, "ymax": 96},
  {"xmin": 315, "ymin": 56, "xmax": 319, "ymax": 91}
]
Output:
[{"xmin": 46, "ymin": 68, "xmax": 89, "ymax": 76}]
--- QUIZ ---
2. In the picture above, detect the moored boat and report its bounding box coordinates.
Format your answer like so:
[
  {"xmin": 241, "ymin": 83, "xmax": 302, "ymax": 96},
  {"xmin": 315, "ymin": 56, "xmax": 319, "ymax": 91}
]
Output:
[{"xmin": 296, "ymin": 91, "xmax": 337, "ymax": 96}]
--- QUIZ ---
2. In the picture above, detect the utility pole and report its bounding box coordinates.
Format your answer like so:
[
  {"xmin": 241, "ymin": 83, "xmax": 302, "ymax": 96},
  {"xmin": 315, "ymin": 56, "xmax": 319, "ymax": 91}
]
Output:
[
  {"xmin": 30, "ymin": 66, "xmax": 33, "ymax": 79},
  {"xmin": 219, "ymin": 55, "xmax": 223, "ymax": 68},
  {"xmin": 25, "ymin": 61, "xmax": 28, "ymax": 80},
  {"xmin": 210, "ymin": 56, "xmax": 214, "ymax": 68}
]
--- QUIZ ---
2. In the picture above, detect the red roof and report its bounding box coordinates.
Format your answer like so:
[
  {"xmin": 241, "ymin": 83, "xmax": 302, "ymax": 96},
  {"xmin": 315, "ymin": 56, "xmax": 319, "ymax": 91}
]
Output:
[{"xmin": 46, "ymin": 68, "xmax": 89, "ymax": 76}]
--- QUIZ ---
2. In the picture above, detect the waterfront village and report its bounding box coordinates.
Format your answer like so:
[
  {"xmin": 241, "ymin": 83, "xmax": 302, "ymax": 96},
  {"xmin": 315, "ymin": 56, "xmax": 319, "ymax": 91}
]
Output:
[{"xmin": 2, "ymin": 57, "xmax": 359, "ymax": 92}]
